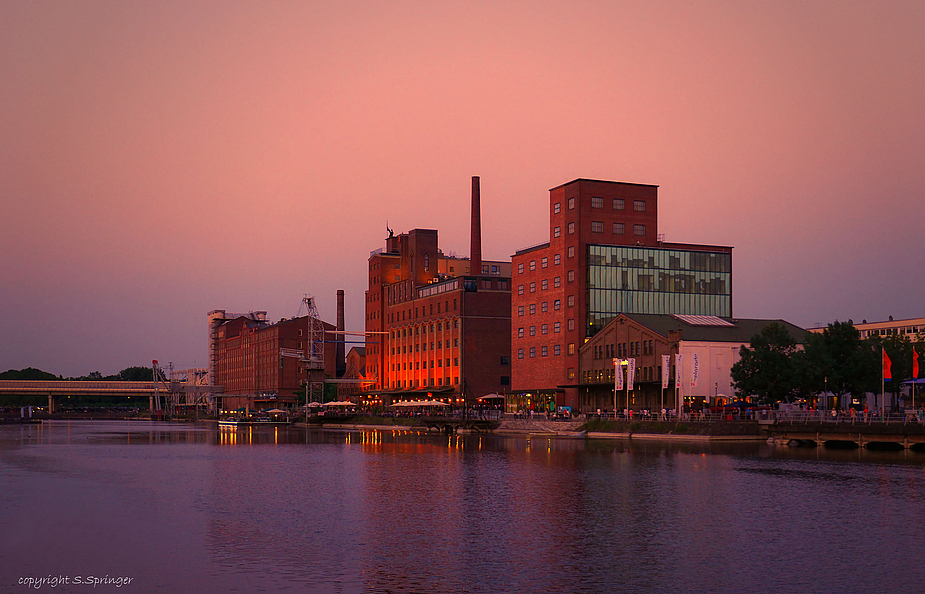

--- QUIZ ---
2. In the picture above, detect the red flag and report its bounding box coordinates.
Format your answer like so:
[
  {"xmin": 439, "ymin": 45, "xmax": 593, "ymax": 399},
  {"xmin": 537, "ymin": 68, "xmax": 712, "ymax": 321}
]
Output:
[
  {"xmin": 882, "ymin": 349, "xmax": 891, "ymax": 380},
  {"xmin": 914, "ymin": 347, "xmax": 920, "ymax": 379}
]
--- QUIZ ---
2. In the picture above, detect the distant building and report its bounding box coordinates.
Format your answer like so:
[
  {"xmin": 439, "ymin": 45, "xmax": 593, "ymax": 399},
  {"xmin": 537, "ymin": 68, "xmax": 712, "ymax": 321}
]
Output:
[
  {"xmin": 338, "ymin": 346, "xmax": 367, "ymax": 398},
  {"xmin": 208, "ymin": 309, "xmax": 338, "ymax": 413},
  {"xmin": 575, "ymin": 313, "xmax": 808, "ymax": 414},
  {"xmin": 808, "ymin": 316, "xmax": 925, "ymax": 340},
  {"xmin": 363, "ymin": 177, "xmax": 512, "ymax": 406},
  {"xmin": 511, "ymin": 178, "xmax": 733, "ymax": 412}
]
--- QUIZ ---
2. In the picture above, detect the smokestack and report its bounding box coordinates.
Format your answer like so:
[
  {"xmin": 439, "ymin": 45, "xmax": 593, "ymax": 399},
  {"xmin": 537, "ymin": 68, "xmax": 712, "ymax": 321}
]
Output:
[
  {"xmin": 336, "ymin": 289, "xmax": 345, "ymax": 378},
  {"xmin": 470, "ymin": 176, "xmax": 482, "ymax": 275}
]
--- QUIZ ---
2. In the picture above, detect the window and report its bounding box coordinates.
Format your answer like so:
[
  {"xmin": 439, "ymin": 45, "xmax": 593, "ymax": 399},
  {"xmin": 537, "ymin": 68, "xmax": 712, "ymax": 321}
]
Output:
[
  {"xmin": 529, "ymin": 282, "xmax": 536, "ymax": 293},
  {"xmin": 541, "ymin": 346, "xmax": 548, "ymax": 357},
  {"xmin": 568, "ymin": 197, "xmax": 575, "ymax": 209},
  {"xmin": 529, "ymin": 304, "xmax": 536, "ymax": 314},
  {"xmin": 613, "ymin": 198, "xmax": 624, "ymax": 210},
  {"xmin": 518, "ymin": 285, "xmax": 524, "ymax": 295},
  {"xmin": 554, "ymin": 254, "xmax": 561, "ymax": 265},
  {"xmin": 491, "ymin": 264, "xmax": 499, "ymax": 274},
  {"xmin": 518, "ymin": 348, "xmax": 524, "ymax": 359},
  {"xmin": 634, "ymin": 200, "xmax": 646, "ymax": 212},
  {"xmin": 567, "ymin": 295, "xmax": 575, "ymax": 306},
  {"xmin": 553, "ymin": 226, "xmax": 561, "ymax": 238},
  {"xmin": 529, "ymin": 326, "xmax": 536, "ymax": 336},
  {"xmin": 530, "ymin": 347, "xmax": 536, "ymax": 358},
  {"xmin": 554, "ymin": 321, "xmax": 560, "ymax": 333},
  {"xmin": 518, "ymin": 327, "xmax": 524, "ymax": 338},
  {"xmin": 541, "ymin": 324, "xmax": 548, "ymax": 335},
  {"xmin": 567, "ymin": 222, "xmax": 575, "ymax": 234},
  {"xmin": 518, "ymin": 263, "xmax": 524, "ymax": 274},
  {"xmin": 554, "ymin": 344, "xmax": 561, "ymax": 355},
  {"xmin": 567, "ymin": 270, "xmax": 575, "ymax": 282},
  {"xmin": 567, "ymin": 319, "xmax": 575, "ymax": 331},
  {"xmin": 554, "ymin": 202, "xmax": 561, "ymax": 214},
  {"xmin": 529, "ymin": 260, "xmax": 536, "ymax": 271},
  {"xmin": 567, "ymin": 367, "xmax": 575, "ymax": 379},
  {"xmin": 613, "ymin": 222, "xmax": 624, "ymax": 234},
  {"xmin": 541, "ymin": 257, "xmax": 548, "ymax": 268},
  {"xmin": 591, "ymin": 196, "xmax": 603, "ymax": 208},
  {"xmin": 518, "ymin": 306, "xmax": 524, "ymax": 316},
  {"xmin": 501, "ymin": 356, "xmax": 510, "ymax": 365},
  {"xmin": 567, "ymin": 246, "xmax": 575, "ymax": 258},
  {"xmin": 541, "ymin": 279, "xmax": 548, "ymax": 290},
  {"xmin": 568, "ymin": 344, "xmax": 575, "ymax": 355},
  {"xmin": 541, "ymin": 301, "xmax": 548, "ymax": 313},
  {"xmin": 554, "ymin": 299, "xmax": 561, "ymax": 311},
  {"xmin": 553, "ymin": 277, "xmax": 561, "ymax": 288},
  {"xmin": 591, "ymin": 221, "xmax": 603, "ymax": 233},
  {"xmin": 482, "ymin": 264, "xmax": 489, "ymax": 273},
  {"xmin": 634, "ymin": 224, "xmax": 646, "ymax": 236}
]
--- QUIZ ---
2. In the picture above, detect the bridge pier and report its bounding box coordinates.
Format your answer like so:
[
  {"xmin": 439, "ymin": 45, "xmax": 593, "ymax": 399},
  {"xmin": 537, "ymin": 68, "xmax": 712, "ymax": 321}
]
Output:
[{"xmin": 48, "ymin": 393, "xmax": 59, "ymax": 414}]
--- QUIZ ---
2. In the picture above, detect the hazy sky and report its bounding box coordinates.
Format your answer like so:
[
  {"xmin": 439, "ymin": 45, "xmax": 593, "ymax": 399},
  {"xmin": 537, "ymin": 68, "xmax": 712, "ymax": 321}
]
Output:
[{"xmin": 2, "ymin": 0, "xmax": 923, "ymax": 377}]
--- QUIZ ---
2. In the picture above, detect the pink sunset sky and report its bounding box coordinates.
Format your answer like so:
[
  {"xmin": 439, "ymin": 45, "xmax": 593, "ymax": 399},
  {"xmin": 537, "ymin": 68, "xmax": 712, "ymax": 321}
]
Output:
[{"xmin": 2, "ymin": 1, "xmax": 923, "ymax": 377}]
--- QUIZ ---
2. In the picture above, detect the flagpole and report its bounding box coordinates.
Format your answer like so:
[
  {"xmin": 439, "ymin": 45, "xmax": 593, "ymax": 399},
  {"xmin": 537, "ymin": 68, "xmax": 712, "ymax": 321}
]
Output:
[{"xmin": 881, "ymin": 347, "xmax": 886, "ymax": 422}]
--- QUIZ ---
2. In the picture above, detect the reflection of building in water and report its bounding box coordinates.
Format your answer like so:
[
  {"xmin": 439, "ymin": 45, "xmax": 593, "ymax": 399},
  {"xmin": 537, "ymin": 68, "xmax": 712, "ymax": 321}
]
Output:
[{"xmin": 511, "ymin": 178, "xmax": 734, "ymax": 413}]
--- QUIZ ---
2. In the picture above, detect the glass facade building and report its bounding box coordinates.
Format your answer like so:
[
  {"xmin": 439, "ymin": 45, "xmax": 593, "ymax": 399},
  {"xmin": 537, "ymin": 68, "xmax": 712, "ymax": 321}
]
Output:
[{"xmin": 587, "ymin": 244, "xmax": 731, "ymax": 334}]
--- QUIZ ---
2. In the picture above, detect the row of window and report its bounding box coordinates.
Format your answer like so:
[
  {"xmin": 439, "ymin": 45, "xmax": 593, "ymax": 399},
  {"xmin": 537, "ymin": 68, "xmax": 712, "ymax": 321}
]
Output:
[
  {"xmin": 582, "ymin": 366, "xmax": 660, "ymax": 384},
  {"xmin": 518, "ymin": 253, "xmax": 562, "ymax": 274},
  {"xmin": 517, "ymin": 320, "xmax": 572, "ymax": 337},
  {"xmin": 390, "ymin": 319, "xmax": 458, "ymax": 339},
  {"xmin": 554, "ymin": 197, "xmax": 646, "ymax": 212},
  {"xmin": 516, "ymin": 295, "xmax": 576, "ymax": 316},
  {"xmin": 392, "ymin": 358, "xmax": 459, "ymax": 371},
  {"xmin": 391, "ymin": 338, "xmax": 459, "ymax": 355},
  {"xmin": 517, "ymin": 344, "xmax": 573, "ymax": 358}
]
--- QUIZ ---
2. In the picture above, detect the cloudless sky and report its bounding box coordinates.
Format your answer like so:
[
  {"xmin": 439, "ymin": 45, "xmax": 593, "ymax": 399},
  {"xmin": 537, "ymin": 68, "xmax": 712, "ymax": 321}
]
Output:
[{"xmin": 2, "ymin": 0, "xmax": 923, "ymax": 377}]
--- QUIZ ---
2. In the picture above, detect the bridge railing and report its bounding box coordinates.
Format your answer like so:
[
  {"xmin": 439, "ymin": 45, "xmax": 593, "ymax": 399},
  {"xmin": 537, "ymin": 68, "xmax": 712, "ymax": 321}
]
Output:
[{"xmin": 771, "ymin": 410, "xmax": 925, "ymax": 425}]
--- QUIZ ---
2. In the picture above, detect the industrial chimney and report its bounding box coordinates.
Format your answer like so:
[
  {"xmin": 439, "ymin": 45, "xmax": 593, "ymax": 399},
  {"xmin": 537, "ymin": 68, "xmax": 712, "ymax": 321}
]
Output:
[
  {"xmin": 470, "ymin": 176, "xmax": 482, "ymax": 275},
  {"xmin": 336, "ymin": 289, "xmax": 345, "ymax": 378}
]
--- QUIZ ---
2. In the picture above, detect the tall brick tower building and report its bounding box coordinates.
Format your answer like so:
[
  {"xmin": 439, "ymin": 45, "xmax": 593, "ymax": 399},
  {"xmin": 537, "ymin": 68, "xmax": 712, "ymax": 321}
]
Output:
[
  {"xmin": 364, "ymin": 177, "xmax": 512, "ymax": 406},
  {"xmin": 511, "ymin": 179, "xmax": 733, "ymax": 412}
]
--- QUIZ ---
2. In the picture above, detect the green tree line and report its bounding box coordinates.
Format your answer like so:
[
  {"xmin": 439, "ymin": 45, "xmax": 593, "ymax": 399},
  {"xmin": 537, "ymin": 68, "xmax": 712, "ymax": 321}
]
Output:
[
  {"xmin": 0, "ymin": 366, "xmax": 154, "ymax": 381},
  {"xmin": 732, "ymin": 321, "xmax": 924, "ymax": 408}
]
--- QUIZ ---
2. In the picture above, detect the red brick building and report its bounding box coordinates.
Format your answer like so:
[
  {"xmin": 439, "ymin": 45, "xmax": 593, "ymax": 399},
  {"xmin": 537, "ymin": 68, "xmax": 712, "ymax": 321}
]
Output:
[
  {"xmin": 209, "ymin": 310, "xmax": 337, "ymax": 412},
  {"xmin": 364, "ymin": 177, "xmax": 511, "ymax": 407},
  {"xmin": 511, "ymin": 179, "xmax": 733, "ymax": 413}
]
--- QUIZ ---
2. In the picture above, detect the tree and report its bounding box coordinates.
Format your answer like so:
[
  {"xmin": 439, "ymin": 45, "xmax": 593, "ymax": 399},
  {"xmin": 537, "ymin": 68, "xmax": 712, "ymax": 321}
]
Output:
[
  {"xmin": 0, "ymin": 367, "xmax": 60, "ymax": 380},
  {"xmin": 797, "ymin": 321, "xmax": 877, "ymax": 408},
  {"xmin": 732, "ymin": 322, "xmax": 802, "ymax": 405}
]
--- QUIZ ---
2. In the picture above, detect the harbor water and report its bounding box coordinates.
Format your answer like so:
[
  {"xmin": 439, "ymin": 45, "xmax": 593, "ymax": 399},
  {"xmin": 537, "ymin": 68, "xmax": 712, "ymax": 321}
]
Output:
[{"xmin": 1, "ymin": 421, "xmax": 923, "ymax": 593}]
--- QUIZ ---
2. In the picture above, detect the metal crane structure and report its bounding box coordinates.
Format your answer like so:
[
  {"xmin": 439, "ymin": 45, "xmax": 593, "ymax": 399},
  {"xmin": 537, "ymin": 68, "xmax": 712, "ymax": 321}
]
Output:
[{"xmin": 297, "ymin": 294, "xmax": 326, "ymax": 406}]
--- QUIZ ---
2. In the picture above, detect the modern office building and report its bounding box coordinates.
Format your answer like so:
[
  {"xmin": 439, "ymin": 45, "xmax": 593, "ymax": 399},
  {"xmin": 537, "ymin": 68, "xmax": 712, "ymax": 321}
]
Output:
[
  {"xmin": 363, "ymin": 177, "xmax": 512, "ymax": 406},
  {"xmin": 575, "ymin": 313, "xmax": 807, "ymax": 415},
  {"xmin": 511, "ymin": 179, "xmax": 733, "ymax": 411}
]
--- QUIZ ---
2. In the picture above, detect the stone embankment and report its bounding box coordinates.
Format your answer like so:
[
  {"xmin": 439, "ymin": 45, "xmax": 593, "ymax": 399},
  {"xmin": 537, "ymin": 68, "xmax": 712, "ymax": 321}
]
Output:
[{"xmin": 494, "ymin": 419, "xmax": 586, "ymax": 435}]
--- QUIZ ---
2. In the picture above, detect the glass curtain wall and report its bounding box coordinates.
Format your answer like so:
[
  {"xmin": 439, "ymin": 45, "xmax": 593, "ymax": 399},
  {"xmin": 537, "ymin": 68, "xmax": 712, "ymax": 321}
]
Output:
[{"xmin": 587, "ymin": 245, "xmax": 732, "ymax": 334}]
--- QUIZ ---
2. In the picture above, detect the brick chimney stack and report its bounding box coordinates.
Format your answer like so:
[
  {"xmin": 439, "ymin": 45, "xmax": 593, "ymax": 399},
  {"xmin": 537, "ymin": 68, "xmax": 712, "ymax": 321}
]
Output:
[
  {"xmin": 470, "ymin": 176, "xmax": 481, "ymax": 275},
  {"xmin": 336, "ymin": 289, "xmax": 345, "ymax": 377}
]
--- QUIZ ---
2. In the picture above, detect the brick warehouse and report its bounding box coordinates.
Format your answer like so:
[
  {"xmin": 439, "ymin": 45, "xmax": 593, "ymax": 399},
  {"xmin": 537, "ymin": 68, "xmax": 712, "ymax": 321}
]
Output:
[
  {"xmin": 208, "ymin": 306, "xmax": 340, "ymax": 413},
  {"xmin": 511, "ymin": 179, "xmax": 733, "ymax": 413},
  {"xmin": 363, "ymin": 177, "xmax": 512, "ymax": 407}
]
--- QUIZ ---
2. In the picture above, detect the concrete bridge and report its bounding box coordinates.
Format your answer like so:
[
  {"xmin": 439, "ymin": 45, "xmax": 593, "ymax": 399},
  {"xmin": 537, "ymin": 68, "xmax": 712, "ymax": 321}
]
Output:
[
  {"xmin": 0, "ymin": 380, "xmax": 221, "ymax": 413},
  {"xmin": 761, "ymin": 414, "xmax": 925, "ymax": 449}
]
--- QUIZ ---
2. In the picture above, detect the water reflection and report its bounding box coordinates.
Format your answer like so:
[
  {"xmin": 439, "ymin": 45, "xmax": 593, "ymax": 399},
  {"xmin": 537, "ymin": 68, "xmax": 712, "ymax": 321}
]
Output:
[{"xmin": 1, "ymin": 421, "xmax": 924, "ymax": 593}]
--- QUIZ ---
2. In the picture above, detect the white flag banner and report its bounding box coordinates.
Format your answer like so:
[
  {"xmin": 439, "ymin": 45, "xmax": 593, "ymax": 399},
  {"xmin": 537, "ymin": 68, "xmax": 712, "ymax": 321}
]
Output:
[
  {"xmin": 691, "ymin": 353, "xmax": 699, "ymax": 388},
  {"xmin": 675, "ymin": 353, "xmax": 683, "ymax": 385},
  {"xmin": 614, "ymin": 358, "xmax": 623, "ymax": 391},
  {"xmin": 662, "ymin": 354, "xmax": 671, "ymax": 389},
  {"xmin": 628, "ymin": 358, "xmax": 636, "ymax": 387}
]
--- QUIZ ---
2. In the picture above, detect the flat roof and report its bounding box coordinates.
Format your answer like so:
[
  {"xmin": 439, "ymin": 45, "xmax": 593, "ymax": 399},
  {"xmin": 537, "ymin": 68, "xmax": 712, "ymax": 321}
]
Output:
[{"xmin": 549, "ymin": 178, "xmax": 659, "ymax": 192}]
